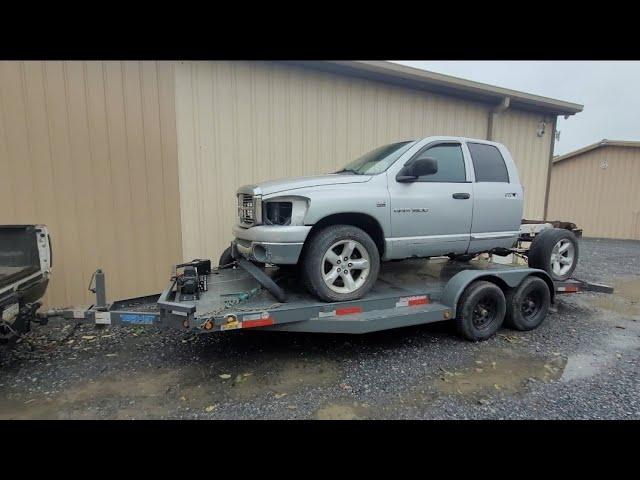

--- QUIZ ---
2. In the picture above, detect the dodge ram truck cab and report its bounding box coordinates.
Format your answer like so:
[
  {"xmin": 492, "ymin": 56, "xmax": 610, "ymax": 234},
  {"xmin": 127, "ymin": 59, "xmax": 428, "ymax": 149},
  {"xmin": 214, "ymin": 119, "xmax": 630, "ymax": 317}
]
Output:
[{"xmin": 227, "ymin": 136, "xmax": 530, "ymax": 302}]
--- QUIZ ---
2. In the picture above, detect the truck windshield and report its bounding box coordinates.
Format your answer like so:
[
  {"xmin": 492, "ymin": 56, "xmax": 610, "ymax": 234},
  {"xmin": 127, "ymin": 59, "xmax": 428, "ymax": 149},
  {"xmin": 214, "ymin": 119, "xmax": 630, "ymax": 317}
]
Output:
[{"xmin": 336, "ymin": 141, "xmax": 416, "ymax": 175}]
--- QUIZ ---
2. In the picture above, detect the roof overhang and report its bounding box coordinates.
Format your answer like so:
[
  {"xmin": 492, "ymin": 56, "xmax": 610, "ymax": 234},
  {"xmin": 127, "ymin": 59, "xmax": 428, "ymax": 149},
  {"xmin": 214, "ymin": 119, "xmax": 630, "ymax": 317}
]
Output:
[
  {"xmin": 282, "ymin": 61, "xmax": 583, "ymax": 117},
  {"xmin": 553, "ymin": 139, "xmax": 640, "ymax": 164}
]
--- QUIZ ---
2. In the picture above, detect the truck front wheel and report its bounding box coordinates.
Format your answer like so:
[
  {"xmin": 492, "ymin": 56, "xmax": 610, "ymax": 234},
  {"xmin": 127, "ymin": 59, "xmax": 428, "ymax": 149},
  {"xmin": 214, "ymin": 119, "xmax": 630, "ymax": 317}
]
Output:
[{"xmin": 302, "ymin": 225, "xmax": 380, "ymax": 302}]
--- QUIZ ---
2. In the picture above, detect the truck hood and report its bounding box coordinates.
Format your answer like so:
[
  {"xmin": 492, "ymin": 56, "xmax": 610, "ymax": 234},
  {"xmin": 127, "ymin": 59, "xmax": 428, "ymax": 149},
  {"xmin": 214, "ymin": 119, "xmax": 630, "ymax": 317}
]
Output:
[{"xmin": 239, "ymin": 174, "xmax": 372, "ymax": 196}]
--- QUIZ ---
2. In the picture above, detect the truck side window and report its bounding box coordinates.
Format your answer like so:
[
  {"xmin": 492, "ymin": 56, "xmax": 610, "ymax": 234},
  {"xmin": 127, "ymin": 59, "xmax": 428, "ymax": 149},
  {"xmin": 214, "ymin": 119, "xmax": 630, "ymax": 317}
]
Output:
[
  {"xmin": 415, "ymin": 143, "xmax": 466, "ymax": 182},
  {"xmin": 467, "ymin": 143, "xmax": 510, "ymax": 182}
]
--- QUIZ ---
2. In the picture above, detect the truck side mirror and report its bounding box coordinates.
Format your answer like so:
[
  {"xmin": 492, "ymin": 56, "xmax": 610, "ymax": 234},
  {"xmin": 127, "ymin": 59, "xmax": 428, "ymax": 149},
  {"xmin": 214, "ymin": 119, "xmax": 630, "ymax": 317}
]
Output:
[{"xmin": 396, "ymin": 157, "xmax": 438, "ymax": 182}]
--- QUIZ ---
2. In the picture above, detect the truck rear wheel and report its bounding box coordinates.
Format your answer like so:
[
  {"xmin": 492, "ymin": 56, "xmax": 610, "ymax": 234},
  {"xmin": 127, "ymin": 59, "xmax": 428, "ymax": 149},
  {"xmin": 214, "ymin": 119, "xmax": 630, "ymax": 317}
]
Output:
[
  {"xmin": 528, "ymin": 228, "xmax": 579, "ymax": 281},
  {"xmin": 455, "ymin": 280, "xmax": 506, "ymax": 341},
  {"xmin": 504, "ymin": 276, "xmax": 551, "ymax": 331},
  {"xmin": 302, "ymin": 225, "xmax": 380, "ymax": 302}
]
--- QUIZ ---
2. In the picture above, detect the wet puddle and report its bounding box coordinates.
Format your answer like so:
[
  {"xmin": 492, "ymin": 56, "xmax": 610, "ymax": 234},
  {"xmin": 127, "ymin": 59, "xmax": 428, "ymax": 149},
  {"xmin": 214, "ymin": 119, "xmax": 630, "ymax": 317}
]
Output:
[
  {"xmin": 589, "ymin": 277, "xmax": 640, "ymax": 317},
  {"xmin": 414, "ymin": 347, "xmax": 567, "ymax": 403},
  {"xmin": 0, "ymin": 356, "xmax": 342, "ymax": 419},
  {"xmin": 180, "ymin": 357, "xmax": 342, "ymax": 405},
  {"xmin": 0, "ymin": 370, "xmax": 179, "ymax": 419},
  {"xmin": 313, "ymin": 401, "xmax": 375, "ymax": 420}
]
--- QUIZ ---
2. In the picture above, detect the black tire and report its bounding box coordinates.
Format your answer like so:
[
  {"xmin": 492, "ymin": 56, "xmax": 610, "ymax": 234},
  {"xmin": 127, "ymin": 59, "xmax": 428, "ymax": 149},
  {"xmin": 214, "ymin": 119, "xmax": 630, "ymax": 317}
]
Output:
[
  {"xmin": 447, "ymin": 253, "xmax": 476, "ymax": 262},
  {"xmin": 302, "ymin": 225, "xmax": 380, "ymax": 302},
  {"xmin": 528, "ymin": 228, "xmax": 579, "ymax": 281},
  {"xmin": 504, "ymin": 276, "xmax": 551, "ymax": 331},
  {"xmin": 455, "ymin": 280, "xmax": 506, "ymax": 341},
  {"xmin": 219, "ymin": 246, "xmax": 265, "ymax": 269},
  {"xmin": 277, "ymin": 264, "xmax": 300, "ymax": 277},
  {"xmin": 218, "ymin": 246, "xmax": 235, "ymax": 268}
]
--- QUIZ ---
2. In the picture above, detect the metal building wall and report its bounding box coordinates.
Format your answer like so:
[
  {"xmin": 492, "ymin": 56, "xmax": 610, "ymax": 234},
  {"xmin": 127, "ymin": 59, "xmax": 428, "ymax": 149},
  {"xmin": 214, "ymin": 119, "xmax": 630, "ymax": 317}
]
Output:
[
  {"xmin": 547, "ymin": 146, "xmax": 640, "ymax": 240},
  {"xmin": 492, "ymin": 108, "xmax": 554, "ymax": 219},
  {"xmin": 0, "ymin": 61, "xmax": 183, "ymax": 307}
]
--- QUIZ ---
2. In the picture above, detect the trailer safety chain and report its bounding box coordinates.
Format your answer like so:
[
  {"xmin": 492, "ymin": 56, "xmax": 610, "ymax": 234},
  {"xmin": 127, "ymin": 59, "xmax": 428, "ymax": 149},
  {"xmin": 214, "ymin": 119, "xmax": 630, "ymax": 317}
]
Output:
[
  {"xmin": 198, "ymin": 295, "xmax": 282, "ymax": 319},
  {"xmin": 87, "ymin": 270, "xmax": 97, "ymax": 293},
  {"xmin": 0, "ymin": 319, "xmax": 19, "ymax": 341},
  {"xmin": 0, "ymin": 319, "xmax": 38, "ymax": 351},
  {"xmin": 1, "ymin": 317, "xmax": 81, "ymax": 350},
  {"xmin": 196, "ymin": 299, "xmax": 282, "ymax": 321}
]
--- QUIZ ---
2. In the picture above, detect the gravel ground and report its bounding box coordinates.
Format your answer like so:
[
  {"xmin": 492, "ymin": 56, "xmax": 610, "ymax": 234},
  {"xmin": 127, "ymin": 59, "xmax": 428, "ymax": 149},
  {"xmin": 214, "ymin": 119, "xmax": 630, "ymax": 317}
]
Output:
[{"xmin": 1, "ymin": 237, "xmax": 639, "ymax": 420}]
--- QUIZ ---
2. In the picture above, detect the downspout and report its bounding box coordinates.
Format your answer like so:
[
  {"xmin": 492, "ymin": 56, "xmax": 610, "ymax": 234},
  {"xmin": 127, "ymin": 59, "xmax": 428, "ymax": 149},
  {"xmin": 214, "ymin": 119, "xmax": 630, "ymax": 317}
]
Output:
[
  {"xmin": 486, "ymin": 96, "xmax": 510, "ymax": 141},
  {"xmin": 542, "ymin": 116, "xmax": 558, "ymax": 221}
]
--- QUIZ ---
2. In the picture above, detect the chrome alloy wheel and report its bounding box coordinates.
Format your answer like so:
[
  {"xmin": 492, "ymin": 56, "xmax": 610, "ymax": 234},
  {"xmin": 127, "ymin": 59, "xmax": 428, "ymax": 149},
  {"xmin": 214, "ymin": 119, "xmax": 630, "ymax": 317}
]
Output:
[
  {"xmin": 550, "ymin": 239, "xmax": 575, "ymax": 277},
  {"xmin": 321, "ymin": 239, "xmax": 371, "ymax": 294}
]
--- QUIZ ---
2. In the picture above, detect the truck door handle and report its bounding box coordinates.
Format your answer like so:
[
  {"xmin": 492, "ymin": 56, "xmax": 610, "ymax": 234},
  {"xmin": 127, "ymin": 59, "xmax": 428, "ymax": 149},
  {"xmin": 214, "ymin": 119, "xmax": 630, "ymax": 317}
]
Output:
[{"xmin": 452, "ymin": 193, "xmax": 470, "ymax": 200}]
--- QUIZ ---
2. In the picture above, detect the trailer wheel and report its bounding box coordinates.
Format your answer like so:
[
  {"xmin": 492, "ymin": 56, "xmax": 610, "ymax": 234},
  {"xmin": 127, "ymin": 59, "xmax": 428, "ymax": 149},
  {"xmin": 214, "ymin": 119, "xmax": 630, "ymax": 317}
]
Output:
[
  {"xmin": 504, "ymin": 276, "xmax": 551, "ymax": 331},
  {"xmin": 455, "ymin": 281, "xmax": 506, "ymax": 341},
  {"xmin": 528, "ymin": 228, "xmax": 579, "ymax": 281}
]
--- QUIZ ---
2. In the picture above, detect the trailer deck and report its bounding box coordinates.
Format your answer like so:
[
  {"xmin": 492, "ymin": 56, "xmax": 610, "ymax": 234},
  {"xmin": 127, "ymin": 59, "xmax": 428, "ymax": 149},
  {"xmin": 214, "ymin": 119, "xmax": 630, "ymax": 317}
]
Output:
[
  {"xmin": 153, "ymin": 258, "xmax": 611, "ymax": 335},
  {"xmin": 42, "ymin": 256, "xmax": 612, "ymax": 340}
]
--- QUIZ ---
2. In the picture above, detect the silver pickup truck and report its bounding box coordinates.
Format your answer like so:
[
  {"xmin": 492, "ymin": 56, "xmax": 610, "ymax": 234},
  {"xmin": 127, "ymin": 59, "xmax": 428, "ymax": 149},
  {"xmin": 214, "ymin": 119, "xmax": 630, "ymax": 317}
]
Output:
[{"xmin": 227, "ymin": 136, "xmax": 576, "ymax": 302}]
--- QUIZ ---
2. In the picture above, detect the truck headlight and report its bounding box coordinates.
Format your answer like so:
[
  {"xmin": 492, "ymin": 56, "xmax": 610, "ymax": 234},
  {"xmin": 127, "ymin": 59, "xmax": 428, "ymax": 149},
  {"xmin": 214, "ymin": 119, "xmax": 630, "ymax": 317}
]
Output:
[
  {"xmin": 264, "ymin": 202, "xmax": 293, "ymax": 226},
  {"xmin": 263, "ymin": 197, "xmax": 309, "ymax": 226}
]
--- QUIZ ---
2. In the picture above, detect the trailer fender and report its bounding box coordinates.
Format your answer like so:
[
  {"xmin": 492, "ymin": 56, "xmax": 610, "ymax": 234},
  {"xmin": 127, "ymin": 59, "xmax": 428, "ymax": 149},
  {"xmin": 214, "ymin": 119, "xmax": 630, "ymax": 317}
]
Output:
[{"xmin": 441, "ymin": 268, "xmax": 554, "ymax": 318}]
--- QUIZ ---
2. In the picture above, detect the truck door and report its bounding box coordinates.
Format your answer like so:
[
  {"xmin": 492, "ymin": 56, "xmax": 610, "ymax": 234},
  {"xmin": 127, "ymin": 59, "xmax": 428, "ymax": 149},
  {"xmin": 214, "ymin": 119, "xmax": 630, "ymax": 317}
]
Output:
[
  {"xmin": 387, "ymin": 141, "xmax": 473, "ymax": 258},
  {"xmin": 466, "ymin": 141, "xmax": 523, "ymax": 254}
]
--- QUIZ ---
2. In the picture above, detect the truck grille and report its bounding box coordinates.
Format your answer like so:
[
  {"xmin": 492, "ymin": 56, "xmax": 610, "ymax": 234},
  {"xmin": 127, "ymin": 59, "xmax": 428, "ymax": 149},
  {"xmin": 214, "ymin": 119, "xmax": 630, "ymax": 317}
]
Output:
[{"xmin": 238, "ymin": 194, "xmax": 255, "ymax": 226}]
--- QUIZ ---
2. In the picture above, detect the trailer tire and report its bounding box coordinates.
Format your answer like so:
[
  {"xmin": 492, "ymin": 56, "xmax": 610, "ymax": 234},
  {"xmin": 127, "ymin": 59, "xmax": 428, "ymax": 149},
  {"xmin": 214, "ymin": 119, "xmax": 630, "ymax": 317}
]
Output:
[
  {"xmin": 504, "ymin": 276, "xmax": 551, "ymax": 331},
  {"xmin": 528, "ymin": 228, "xmax": 579, "ymax": 281},
  {"xmin": 455, "ymin": 281, "xmax": 506, "ymax": 341},
  {"xmin": 302, "ymin": 225, "xmax": 380, "ymax": 302}
]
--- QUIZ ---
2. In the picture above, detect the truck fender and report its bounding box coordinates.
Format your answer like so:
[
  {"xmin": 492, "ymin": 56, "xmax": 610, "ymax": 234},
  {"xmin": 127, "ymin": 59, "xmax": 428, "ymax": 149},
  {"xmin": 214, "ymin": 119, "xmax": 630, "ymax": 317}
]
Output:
[{"xmin": 441, "ymin": 268, "xmax": 554, "ymax": 317}]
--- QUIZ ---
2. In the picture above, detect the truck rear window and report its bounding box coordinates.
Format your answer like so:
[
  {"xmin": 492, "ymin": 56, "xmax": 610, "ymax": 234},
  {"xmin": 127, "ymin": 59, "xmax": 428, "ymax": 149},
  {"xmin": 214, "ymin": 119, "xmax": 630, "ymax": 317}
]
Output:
[{"xmin": 467, "ymin": 143, "xmax": 509, "ymax": 183}]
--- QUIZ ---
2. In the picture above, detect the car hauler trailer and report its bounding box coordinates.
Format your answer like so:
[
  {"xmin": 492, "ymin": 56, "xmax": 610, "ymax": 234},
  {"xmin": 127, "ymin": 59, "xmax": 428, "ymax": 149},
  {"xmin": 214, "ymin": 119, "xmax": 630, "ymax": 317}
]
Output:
[{"xmin": 38, "ymin": 254, "xmax": 613, "ymax": 343}]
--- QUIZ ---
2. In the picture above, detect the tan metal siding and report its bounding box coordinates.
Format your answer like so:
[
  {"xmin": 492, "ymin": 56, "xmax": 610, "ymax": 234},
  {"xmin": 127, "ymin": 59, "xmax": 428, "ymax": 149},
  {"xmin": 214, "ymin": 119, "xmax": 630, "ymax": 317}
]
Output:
[
  {"xmin": 547, "ymin": 146, "xmax": 640, "ymax": 240},
  {"xmin": 0, "ymin": 61, "xmax": 182, "ymax": 307},
  {"xmin": 492, "ymin": 109, "xmax": 553, "ymax": 219},
  {"xmin": 174, "ymin": 61, "xmax": 496, "ymax": 261}
]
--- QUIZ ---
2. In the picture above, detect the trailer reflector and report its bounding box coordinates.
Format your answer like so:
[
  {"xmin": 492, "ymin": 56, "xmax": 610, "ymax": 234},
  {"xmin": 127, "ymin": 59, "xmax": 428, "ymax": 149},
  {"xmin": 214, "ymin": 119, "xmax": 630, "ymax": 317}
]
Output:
[
  {"xmin": 317, "ymin": 306, "xmax": 363, "ymax": 318},
  {"xmin": 557, "ymin": 285, "xmax": 579, "ymax": 293},
  {"xmin": 243, "ymin": 317, "xmax": 274, "ymax": 328},
  {"xmin": 241, "ymin": 312, "xmax": 274, "ymax": 328},
  {"xmin": 396, "ymin": 295, "xmax": 429, "ymax": 308},
  {"xmin": 336, "ymin": 306, "xmax": 363, "ymax": 316}
]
